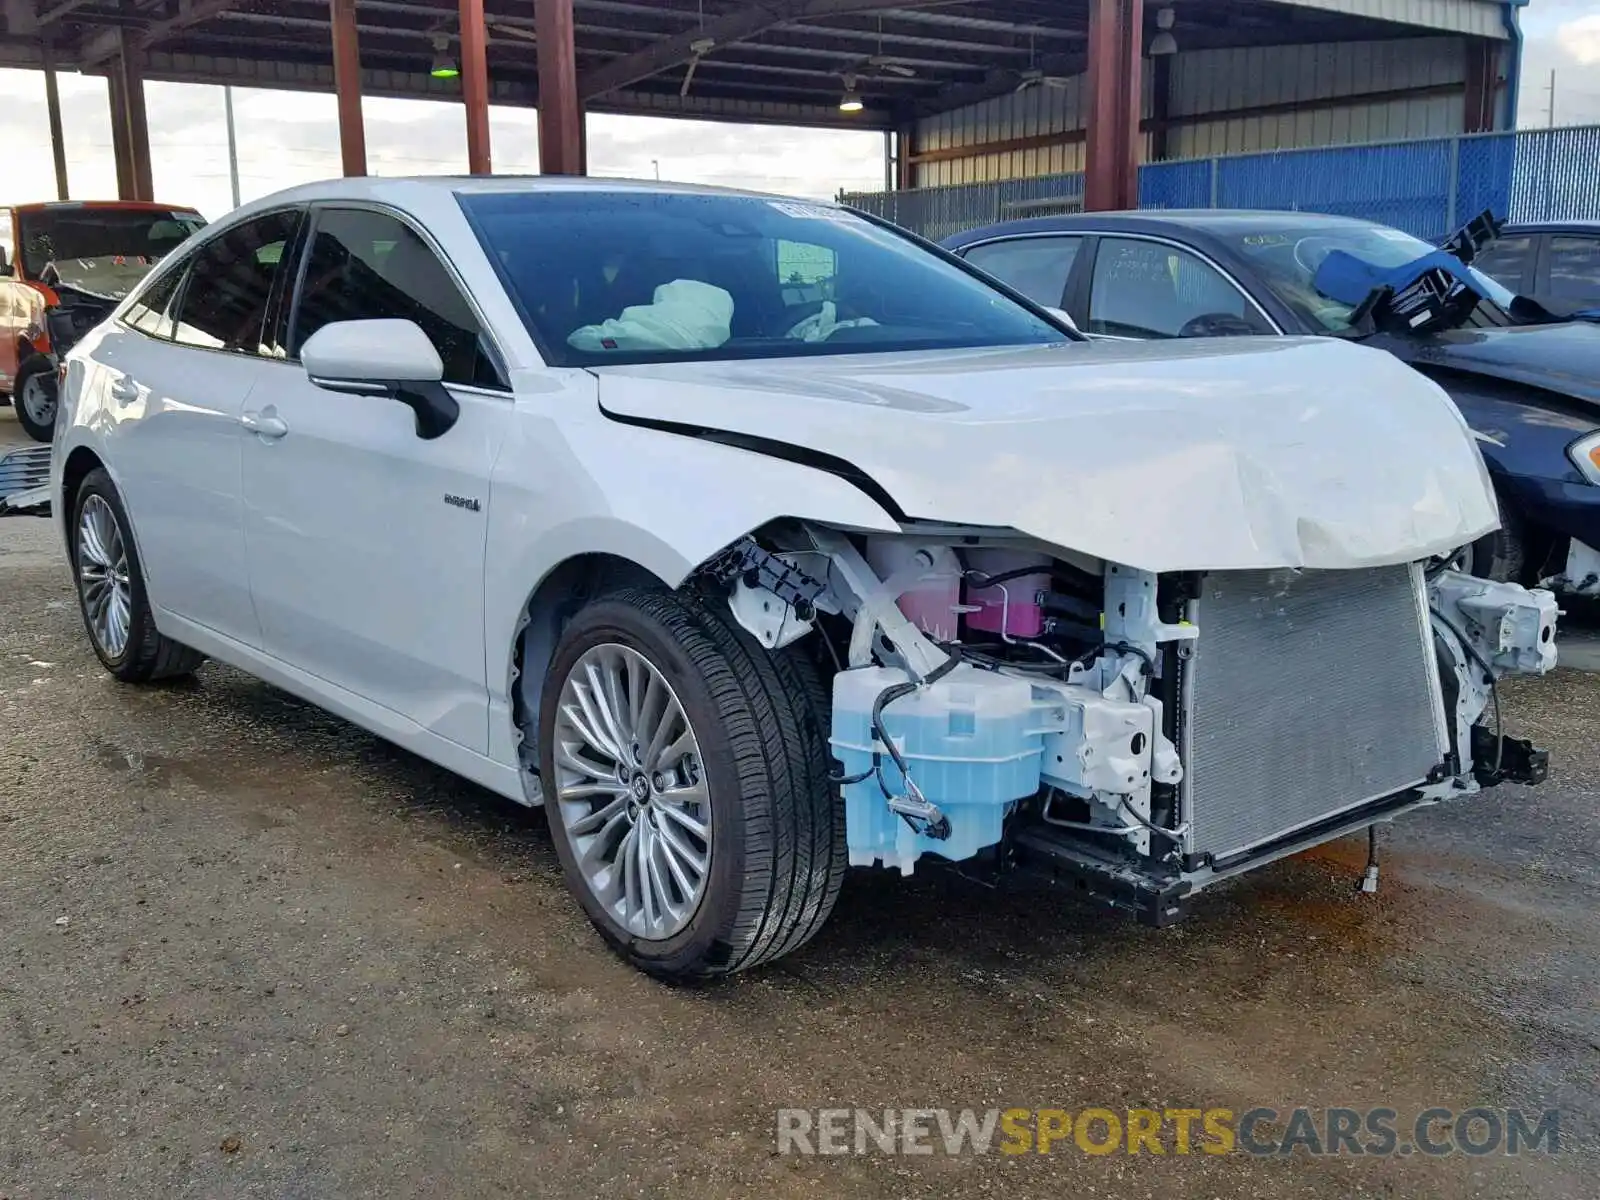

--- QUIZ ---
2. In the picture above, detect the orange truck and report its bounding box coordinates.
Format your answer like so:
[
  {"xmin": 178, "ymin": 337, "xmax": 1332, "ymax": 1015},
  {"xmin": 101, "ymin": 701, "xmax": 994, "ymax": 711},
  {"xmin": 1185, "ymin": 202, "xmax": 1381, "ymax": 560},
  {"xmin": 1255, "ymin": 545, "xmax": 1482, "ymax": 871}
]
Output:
[{"xmin": 1, "ymin": 200, "xmax": 206, "ymax": 441}]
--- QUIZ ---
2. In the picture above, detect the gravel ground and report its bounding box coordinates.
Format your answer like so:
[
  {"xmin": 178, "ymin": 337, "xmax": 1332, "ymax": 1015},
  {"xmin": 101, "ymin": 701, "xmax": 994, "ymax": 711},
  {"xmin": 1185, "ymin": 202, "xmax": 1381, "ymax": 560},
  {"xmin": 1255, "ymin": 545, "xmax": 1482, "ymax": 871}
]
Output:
[{"xmin": 3, "ymin": 407, "xmax": 1599, "ymax": 1198}]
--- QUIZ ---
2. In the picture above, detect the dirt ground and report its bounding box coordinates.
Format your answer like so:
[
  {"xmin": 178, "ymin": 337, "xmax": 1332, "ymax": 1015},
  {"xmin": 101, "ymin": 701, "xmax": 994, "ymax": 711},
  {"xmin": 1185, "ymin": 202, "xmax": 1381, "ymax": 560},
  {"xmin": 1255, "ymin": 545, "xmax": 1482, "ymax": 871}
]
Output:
[{"xmin": 3, "ymin": 409, "xmax": 1599, "ymax": 1198}]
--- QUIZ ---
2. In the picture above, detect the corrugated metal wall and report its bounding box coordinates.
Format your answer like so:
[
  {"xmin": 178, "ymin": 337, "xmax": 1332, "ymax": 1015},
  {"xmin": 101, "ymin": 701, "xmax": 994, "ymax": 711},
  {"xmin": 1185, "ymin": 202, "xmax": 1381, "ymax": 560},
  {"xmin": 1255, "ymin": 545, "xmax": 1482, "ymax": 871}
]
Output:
[
  {"xmin": 1257, "ymin": 0, "xmax": 1508, "ymax": 37},
  {"xmin": 1170, "ymin": 38, "xmax": 1468, "ymax": 158},
  {"xmin": 914, "ymin": 76, "xmax": 1093, "ymax": 188},
  {"xmin": 912, "ymin": 36, "xmax": 1480, "ymax": 188}
]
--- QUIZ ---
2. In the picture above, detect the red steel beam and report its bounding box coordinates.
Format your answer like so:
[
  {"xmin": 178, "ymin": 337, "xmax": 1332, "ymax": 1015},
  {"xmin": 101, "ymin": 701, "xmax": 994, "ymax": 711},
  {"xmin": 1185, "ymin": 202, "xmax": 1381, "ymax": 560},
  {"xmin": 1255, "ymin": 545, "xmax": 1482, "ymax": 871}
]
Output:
[
  {"xmin": 108, "ymin": 36, "xmax": 154, "ymax": 201},
  {"xmin": 1083, "ymin": 0, "xmax": 1142, "ymax": 212},
  {"xmin": 1463, "ymin": 37, "xmax": 1496, "ymax": 134},
  {"xmin": 536, "ymin": 0, "xmax": 584, "ymax": 175},
  {"xmin": 329, "ymin": 0, "xmax": 367, "ymax": 176},
  {"xmin": 459, "ymin": 0, "xmax": 492, "ymax": 173}
]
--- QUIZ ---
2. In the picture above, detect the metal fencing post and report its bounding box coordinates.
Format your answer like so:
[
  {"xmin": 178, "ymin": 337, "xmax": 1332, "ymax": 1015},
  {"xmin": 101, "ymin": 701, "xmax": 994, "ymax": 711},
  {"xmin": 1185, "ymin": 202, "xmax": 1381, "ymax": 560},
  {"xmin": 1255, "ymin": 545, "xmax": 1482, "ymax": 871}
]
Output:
[
  {"xmin": 1209, "ymin": 155, "xmax": 1220, "ymax": 207},
  {"xmin": 1446, "ymin": 135, "xmax": 1460, "ymax": 233}
]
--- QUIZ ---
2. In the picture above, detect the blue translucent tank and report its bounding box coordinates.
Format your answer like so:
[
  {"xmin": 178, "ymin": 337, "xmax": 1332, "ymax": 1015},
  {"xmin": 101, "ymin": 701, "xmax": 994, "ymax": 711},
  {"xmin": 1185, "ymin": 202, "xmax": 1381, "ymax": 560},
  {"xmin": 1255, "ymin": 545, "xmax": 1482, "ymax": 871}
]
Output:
[{"xmin": 830, "ymin": 665, "xmax": 1047, "ymax": 874}]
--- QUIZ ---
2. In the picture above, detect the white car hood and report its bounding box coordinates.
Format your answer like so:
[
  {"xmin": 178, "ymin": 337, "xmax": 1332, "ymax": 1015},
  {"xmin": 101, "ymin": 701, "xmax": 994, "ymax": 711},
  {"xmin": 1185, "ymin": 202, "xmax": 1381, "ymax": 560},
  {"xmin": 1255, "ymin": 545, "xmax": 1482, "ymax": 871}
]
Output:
[{"xmin": 592, "ymin": 337, "xmax": 1498, "ymax": 572}]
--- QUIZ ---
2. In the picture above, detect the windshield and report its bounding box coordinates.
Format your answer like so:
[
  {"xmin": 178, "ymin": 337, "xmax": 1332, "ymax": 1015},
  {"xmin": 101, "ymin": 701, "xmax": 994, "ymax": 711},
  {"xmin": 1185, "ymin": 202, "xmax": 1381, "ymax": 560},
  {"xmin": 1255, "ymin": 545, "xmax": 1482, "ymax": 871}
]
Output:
[
  {"xmin": 19, "ymin": 206, "xmax": 206, "ymax": 298},
  {"xmin": 1220, "ymin": 220, "xmax": 1516, "ymax": 332},
  {"xmin": 459, "ymin": 190, "xmax": 1067, "ymax": 367}
]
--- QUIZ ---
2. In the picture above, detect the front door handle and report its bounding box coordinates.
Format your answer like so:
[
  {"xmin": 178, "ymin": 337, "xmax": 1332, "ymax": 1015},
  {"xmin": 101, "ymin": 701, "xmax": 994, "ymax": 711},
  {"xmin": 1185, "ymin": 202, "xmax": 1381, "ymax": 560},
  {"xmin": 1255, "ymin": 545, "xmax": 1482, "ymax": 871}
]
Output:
[{"xmin": 240, "ymin": 409, "xmax": 288, "ymax": 440}]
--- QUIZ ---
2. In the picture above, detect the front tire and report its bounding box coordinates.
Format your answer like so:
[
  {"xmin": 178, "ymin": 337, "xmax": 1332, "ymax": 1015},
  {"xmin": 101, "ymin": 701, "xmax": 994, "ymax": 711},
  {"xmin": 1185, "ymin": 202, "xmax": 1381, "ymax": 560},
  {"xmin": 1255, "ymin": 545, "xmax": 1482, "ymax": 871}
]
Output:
[
  {"xmin": 70, "ymin": 468, "xmax": 205, "ymax": 682},
  {"xmin": 1467, "ymin": 488, "xmax": 1526, "ymax": 583},
  {"xmin": 538, "ymin": 588, "xmax": 843, "ymax": 980},
  {"xmin": 13, "ymin": 357, "xmax": 58, "ymax": 442}
]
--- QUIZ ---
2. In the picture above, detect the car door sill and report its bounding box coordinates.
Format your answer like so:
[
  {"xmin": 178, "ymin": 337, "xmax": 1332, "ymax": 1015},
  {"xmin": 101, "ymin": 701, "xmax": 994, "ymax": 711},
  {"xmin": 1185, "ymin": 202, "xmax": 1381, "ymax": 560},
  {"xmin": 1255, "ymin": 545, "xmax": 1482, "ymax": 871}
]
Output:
[{"xmin": 154, "ymin": 608, "xmax": 529, "ymax": 805}]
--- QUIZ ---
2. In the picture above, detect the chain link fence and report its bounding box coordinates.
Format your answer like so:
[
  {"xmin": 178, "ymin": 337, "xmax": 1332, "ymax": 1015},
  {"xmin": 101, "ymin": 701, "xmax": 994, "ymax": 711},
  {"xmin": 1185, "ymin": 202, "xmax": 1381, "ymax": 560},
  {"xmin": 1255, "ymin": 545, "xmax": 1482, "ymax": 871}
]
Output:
[{"xmin": 843, "ymin": 125, "xmax": 1600, "ymax": 242}]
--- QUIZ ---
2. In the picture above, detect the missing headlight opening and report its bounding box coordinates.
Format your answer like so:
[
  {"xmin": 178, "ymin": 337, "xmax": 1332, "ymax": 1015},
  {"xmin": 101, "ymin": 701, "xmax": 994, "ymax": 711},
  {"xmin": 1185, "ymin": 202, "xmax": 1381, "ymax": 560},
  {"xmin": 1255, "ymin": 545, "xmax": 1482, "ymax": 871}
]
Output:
[{"xmin": 702, "ymin": 522, "xmax": 1558, "ymax": 927}]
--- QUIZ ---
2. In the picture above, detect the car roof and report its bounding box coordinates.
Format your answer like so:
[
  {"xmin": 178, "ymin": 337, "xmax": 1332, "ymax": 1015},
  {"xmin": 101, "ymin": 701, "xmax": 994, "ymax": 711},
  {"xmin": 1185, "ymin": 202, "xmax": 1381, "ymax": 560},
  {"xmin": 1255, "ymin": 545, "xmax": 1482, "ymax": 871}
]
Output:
[
  {"xmin": 12, "ymin": 200, "xmax": 201, "ymax": 214},
  {"xmin": 241, "ymin": 174, "xmax": 834, "ymax": 212},
  {"xmin": 1499, "ymin": 221, "xmax": 1600, "ymax": 235},
  {"xmin": 942, "ymin": 208, "xmax": 1394, "ymax": 248}
]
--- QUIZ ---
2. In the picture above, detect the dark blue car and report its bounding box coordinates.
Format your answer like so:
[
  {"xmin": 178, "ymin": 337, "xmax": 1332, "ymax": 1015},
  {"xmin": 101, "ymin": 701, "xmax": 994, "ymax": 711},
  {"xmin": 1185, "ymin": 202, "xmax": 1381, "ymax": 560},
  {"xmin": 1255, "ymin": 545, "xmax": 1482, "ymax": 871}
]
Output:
[{"xmin": 943, "ymin": 211, "xmax": 1600, "ymax": 598}]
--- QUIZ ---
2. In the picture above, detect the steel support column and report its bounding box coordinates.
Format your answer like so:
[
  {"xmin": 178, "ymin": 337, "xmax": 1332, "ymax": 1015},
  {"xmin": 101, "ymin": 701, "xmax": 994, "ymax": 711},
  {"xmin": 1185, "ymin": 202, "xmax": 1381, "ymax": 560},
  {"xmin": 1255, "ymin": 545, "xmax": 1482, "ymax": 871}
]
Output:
[
  {"xmin": 459, "ymin": 0, "xmax": 491, "ymax": 173},
  {"xmin": 894, "ymin": 120, "xmax": 915, "ymax": 189},
  {"xmin": 108, "ymin": 36, "xmax": 153, "ymax": 202},
  {"xmin": 536, "ymin": 0, "xmax": 583, "ymax": 175},
  {"xmin": 42, "ymin": 38, "xmax": 69, "ymax": 200},
  {"xmin": 1463, "ymin": 37, "xmax": 1496, "ymax": 133},
  {"xmin": 1083, "ymin": 0, "xmax": 1143, "ymax": 212},
  {"xmin": 329, "ymin": 0, "xmax": 367, "ymax": 176}
]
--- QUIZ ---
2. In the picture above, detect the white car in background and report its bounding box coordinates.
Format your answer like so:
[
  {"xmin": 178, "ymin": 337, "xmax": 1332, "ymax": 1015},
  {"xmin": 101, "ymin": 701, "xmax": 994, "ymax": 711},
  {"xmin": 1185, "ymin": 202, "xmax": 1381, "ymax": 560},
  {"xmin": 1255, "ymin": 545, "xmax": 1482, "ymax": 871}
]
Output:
[{"xmin": 50, "ymin": 178, "xmax": 1557, "ymax": 979}]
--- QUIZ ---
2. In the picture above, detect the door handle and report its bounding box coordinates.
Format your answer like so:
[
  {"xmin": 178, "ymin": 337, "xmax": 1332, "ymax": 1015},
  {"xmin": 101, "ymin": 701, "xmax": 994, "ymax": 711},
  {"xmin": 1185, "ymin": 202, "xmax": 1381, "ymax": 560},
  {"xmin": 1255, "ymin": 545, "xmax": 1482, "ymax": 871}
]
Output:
[
  {"xmin": 109, "ymin": 377, "xmax": 140, "ymax": 402},
  {"xmin": 240, "ymin": 410, "xmax": 288, "ymax": 439}
]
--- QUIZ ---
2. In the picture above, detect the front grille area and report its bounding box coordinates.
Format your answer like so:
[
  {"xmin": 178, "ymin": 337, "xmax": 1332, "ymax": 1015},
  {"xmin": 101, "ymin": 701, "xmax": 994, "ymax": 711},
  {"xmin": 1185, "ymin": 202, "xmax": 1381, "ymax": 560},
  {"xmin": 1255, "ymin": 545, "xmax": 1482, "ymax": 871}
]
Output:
[{"xmin": 1185, "ymin": 565, "xmax": 1445, "ymax": 863}]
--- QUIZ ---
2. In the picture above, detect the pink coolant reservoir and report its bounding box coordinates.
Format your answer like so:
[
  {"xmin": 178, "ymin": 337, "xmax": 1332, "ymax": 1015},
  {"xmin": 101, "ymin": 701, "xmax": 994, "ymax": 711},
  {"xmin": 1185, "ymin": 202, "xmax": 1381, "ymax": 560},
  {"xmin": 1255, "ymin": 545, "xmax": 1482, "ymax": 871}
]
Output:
[
  {"xmin": 962, "ymin": 549, "xmax": 1050, "ymax": 639},
  {"xmin": 866, "ymin": 541, "xmax": 963, "ymax": 642}
]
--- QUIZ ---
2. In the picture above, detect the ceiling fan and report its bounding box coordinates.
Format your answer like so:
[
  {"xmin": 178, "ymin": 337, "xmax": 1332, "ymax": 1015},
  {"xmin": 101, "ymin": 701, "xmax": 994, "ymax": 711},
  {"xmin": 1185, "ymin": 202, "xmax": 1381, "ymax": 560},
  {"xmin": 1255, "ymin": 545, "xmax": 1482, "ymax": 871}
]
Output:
[
  {"xmin": 1013, "ymin": 32, "xmax": 1071, "ymax": 92},
  {"xmin": 1014, "ymin": 68, "xmax": 1073, "ymax": 92}
]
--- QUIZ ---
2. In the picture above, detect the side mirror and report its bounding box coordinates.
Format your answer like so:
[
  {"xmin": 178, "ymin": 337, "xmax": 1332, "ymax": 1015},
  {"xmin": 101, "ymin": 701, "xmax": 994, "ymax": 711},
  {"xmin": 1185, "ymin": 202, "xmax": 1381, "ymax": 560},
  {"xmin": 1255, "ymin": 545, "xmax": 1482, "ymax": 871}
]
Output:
[
  {"xmin": 1045, "ymin": 305, "xmax": 1078, "ymax": 332},
  {"xmin": 301, "ymin": 318, "xmax": 458, "ymax": 440}
]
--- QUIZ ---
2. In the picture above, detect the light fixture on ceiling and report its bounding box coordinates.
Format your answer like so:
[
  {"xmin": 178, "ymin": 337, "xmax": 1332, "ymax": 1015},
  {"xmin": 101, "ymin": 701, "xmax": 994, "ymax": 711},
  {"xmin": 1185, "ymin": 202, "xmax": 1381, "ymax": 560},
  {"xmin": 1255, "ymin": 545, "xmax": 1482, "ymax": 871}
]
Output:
[
  {"xmin": 839, "ymin": 72, "xmax": 864, "ymax": 112},
  {"xmin": 430, "ymin": 34, "xmax": 459, "ymax": 79},
  {"xmin": 1150, "ymin": 8, "xmax": 1178, "ymax": 57}
]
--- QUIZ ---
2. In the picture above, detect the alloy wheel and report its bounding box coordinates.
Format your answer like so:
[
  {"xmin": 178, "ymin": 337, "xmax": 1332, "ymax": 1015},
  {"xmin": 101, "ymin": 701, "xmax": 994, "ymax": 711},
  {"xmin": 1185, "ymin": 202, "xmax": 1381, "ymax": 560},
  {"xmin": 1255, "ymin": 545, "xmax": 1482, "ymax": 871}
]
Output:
[
  {"xmin": 77, "ymin": 494, "xmax": 132, "ymax": 658},
  {"xmin": 552, "ymin": 642, "xmax": 712, "ymax": 940}
]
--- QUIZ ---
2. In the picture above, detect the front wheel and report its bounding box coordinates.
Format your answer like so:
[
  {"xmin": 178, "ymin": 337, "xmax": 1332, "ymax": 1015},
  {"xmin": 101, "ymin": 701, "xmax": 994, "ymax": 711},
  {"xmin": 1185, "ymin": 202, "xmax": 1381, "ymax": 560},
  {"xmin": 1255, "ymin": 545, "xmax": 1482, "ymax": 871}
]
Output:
[
  {"xmin": 538, "ymin": 588, "xmax": 843, "ymax": 980},
  {"xmin": 13, "ymin": 358, "xmax": 58, "ymax": 442}
]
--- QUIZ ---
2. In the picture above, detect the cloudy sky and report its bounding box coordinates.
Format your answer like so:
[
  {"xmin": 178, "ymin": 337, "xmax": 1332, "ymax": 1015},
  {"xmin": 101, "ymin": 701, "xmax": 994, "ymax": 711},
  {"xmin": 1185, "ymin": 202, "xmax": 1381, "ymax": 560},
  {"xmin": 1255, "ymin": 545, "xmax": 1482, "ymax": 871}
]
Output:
[
  {"xmin": 0, "ymin": 68, "xmax": 889, "ymax": 221},
  {"xmin": 0, "ymin": 1, "xmax": 1595, "ymax": 220},
  {"xmin": 1518, "ymin": 0, "xmax": 1600, "ymax": 126}
]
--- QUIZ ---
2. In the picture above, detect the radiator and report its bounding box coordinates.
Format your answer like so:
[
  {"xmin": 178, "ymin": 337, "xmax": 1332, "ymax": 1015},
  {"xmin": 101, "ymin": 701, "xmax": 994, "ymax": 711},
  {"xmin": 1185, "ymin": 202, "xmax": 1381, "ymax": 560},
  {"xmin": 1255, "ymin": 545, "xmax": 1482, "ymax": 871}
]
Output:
[{"xmin": 1183, "ymin": 564, "xmax": 1448, "ymax": 863}]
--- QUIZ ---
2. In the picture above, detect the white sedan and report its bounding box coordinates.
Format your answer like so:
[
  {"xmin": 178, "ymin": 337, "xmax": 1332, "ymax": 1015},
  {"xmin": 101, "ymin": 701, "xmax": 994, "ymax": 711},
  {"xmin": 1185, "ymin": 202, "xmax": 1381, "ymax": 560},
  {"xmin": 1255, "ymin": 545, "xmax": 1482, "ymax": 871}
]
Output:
[{"xmin": 51, "ymin": 177, "xmax": 1557, "ymax": 979}]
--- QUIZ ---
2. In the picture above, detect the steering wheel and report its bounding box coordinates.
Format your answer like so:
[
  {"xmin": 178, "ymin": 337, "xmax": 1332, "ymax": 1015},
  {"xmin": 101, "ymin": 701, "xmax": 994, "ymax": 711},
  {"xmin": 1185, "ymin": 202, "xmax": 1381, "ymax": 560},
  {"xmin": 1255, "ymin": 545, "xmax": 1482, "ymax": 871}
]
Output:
[{"xmin": 1177, "ymin": 312, "xmax": 1259, "ymax": 338}]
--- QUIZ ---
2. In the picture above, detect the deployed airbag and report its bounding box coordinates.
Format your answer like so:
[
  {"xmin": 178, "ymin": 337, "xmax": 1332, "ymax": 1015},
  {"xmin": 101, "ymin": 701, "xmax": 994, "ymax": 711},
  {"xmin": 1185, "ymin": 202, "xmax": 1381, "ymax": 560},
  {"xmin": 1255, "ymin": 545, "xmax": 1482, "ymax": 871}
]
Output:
[{"xmin": 568, "ymin": 279, "xmax": 734, "ymax": 353}]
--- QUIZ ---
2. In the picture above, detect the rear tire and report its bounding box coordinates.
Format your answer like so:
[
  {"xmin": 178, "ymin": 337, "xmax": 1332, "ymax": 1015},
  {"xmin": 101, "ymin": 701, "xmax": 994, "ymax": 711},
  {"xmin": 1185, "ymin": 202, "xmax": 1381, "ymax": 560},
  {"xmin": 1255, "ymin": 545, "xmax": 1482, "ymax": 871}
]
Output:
[
  {"xmin": 538, "ymin": 587, "xmax": 843, "ymax": 980},
  {"xmin": 70, "ymin": 468, "xmax": 205, "ymax": 683},
  {"xmin": 13, "ymin": 358, "xmax": 57, "ymax": 443}
]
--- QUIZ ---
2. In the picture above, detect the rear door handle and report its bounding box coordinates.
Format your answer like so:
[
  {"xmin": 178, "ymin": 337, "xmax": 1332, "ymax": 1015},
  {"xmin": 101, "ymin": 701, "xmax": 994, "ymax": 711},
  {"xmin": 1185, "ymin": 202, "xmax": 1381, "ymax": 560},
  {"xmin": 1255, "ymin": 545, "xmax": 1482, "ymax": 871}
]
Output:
[
  {"xmin": 110, "ymin": 377, "xmax": 140, "ymax": 402},
  {"xmin": 240, "ymin": 410, "xmax": 288, "ymax": 440}
]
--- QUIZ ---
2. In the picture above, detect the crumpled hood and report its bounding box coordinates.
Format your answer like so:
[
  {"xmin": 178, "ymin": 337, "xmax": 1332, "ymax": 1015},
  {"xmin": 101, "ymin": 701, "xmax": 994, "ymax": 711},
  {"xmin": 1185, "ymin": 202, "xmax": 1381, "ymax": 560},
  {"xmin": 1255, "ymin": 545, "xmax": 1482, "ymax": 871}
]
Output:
[
  {"xmin": 1404, "ymin": 321, "xmax": 1600, "ymax": 413},
  {"xmin": 593, "ymin": 337, "xmax": 1498, "ymax": 572}
]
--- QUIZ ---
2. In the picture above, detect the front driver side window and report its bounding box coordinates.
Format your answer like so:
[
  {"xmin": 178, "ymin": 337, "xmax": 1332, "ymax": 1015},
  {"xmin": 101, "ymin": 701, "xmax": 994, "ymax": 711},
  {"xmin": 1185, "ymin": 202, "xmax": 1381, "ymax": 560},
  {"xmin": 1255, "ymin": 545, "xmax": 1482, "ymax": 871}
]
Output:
[
  {"xmin": 290, "ymin": 208, "xmax": 505, "ymax": 390},
  {"xmin": 1088, "ymin": 237, "xmax": 1269, "ymax": 338}
]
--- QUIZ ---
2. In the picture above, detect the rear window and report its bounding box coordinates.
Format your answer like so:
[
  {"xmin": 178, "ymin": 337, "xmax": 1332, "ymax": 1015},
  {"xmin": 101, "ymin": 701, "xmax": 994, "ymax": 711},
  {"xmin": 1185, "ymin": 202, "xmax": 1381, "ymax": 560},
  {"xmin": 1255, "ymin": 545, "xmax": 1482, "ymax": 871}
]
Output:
[
  {"xmin": 459, "ymin": 190, "xmax": 1065, "ymax": 367},
  {"xmin": 19, "ymin": 206, "xmax": 206, "ymax": 298}
]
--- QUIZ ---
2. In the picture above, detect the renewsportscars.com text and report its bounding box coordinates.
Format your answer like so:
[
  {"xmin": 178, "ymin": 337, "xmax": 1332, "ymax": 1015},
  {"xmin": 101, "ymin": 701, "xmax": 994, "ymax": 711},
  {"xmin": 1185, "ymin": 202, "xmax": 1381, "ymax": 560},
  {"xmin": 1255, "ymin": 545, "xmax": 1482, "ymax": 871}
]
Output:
[{"xmin": 775, "ymin": 1106, "xmax": 1561, "ymax": 1158}]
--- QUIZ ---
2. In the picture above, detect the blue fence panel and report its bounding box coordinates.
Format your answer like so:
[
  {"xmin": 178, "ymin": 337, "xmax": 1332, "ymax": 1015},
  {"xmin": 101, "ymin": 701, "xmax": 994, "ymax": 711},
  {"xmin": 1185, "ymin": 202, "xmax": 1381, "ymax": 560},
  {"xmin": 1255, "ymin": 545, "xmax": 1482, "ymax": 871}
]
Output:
[
  {"xmin": 846, "ymin": 126, "xmax": 1600, "ymax": 243},
  {"xmin": 1139, "ymin": 159, "xmax": 1211, "ymax": 210},
  {"xmin": 1454, "ymin": 131, "xmax": 1515, "ymax": 230},
  {"xmin": 1216, "ymin": 139, "xmax": 1456, "ymax": 238},
  {"xmin": 1507, "ymin": 126, "xmax": 1600, "ymax": 223}
]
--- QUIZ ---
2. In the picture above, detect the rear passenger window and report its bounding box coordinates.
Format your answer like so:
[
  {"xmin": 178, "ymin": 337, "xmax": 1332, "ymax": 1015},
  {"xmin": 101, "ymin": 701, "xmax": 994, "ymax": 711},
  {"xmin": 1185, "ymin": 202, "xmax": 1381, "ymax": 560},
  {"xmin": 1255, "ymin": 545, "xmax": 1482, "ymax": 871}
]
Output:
[
  {"xmin": 124, "ymin": 267, "xmax": 184, "ymax": 339},
  {"xmin": 963, "ymin": 236, "xmax": 1081, "ymax": 308},
  {"xmin": 289, "ymin": 208, "xmax": 505, "ymax": 390},
  {"xmin": 1548, "ymin": 236, "xmax": 1600, "ymax": 303},
  {"xmin": 1471, "ymin": 235, "xmax": 1532, "ymax": 292},
  {"xmin": 171, "ymin": 209, "xmax": 300, "ymax": 354}
]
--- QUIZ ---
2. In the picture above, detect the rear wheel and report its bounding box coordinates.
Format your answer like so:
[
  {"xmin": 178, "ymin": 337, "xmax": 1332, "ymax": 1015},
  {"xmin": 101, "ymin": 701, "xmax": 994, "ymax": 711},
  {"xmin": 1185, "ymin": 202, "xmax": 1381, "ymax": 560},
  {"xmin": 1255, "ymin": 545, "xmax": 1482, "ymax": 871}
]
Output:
[
  {"xmin": 13, "ymin": 358, "xmax": 57, "ymax": 443},
  {"xmin": 538, "ymin": 588, "xmax": 842, "ymax": 980},
  {"xmin": 71, "ymin": 468, "xmax": 205, "ymax": 682}
]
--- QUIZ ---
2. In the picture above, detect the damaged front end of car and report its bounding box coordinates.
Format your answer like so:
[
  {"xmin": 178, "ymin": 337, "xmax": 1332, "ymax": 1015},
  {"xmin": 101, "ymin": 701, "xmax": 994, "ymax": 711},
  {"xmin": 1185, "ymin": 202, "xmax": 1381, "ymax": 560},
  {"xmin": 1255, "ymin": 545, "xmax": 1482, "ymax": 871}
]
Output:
[{"xmin": 700, "ymin": 521, "xmax": 1557, "ymax": 926}]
